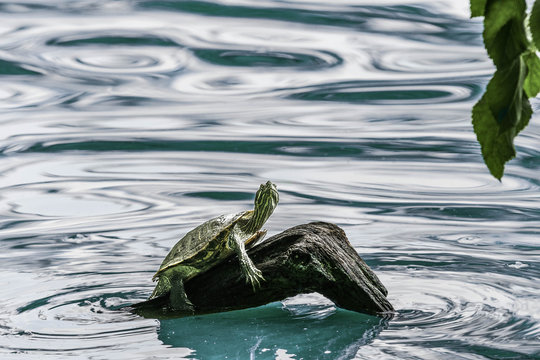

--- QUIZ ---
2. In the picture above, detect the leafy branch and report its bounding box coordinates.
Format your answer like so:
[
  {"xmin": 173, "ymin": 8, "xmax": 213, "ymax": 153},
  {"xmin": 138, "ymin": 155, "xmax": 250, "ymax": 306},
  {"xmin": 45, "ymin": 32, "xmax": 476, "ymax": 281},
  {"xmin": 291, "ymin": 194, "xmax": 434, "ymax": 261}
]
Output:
[{"xmin": 470, "ymin": 0, "xmax": 540, "ymax": 179}]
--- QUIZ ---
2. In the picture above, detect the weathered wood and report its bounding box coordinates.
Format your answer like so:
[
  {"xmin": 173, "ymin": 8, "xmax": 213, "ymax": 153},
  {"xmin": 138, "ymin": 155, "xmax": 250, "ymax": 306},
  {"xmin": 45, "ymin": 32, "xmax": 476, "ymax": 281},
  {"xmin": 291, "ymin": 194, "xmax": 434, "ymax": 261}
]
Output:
[{"xmin": 132, "ymin": 222, "xmax": 393, "ymax": 317}]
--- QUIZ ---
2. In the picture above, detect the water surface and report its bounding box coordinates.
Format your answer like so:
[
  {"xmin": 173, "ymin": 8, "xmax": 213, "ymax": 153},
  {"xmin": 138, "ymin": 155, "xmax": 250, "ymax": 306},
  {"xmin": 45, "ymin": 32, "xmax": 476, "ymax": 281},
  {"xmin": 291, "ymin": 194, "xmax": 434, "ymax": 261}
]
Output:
[{"xmin": 0, "ymin": 0, "xmax": 539, "ymax": 359}]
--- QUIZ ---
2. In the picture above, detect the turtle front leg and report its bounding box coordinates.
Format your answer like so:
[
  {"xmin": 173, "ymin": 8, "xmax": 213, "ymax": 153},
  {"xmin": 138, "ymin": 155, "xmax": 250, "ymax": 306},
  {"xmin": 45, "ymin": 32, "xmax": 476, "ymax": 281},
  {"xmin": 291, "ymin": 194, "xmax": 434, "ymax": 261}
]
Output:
[{"xmin": 230, "ymin": 231, "xmax": 265, "ymax": 291}]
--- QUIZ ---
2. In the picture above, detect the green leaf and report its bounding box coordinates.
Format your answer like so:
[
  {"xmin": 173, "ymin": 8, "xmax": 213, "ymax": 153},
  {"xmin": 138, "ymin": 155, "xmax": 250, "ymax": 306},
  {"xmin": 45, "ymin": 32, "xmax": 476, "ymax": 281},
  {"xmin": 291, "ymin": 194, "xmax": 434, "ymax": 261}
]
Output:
[
  {"xmin": 470, "ymin": 0, "xmax": 487, "ymax": 17},
  {"xmin": 472, "ymin": 93, "xmax": 531, "ymax": 180},
  {"xmin": 517, "ymin": 92, "xmax": 532, "ymax": 134},
  {"xmin": 483, "ymin": 0, "xmax": 528, "ymax": 67},
  {"xmin": 471, "ymin": 0, "xmax": 537, "ymax": 180},
  {"xmin": 523, "ymin": 51, "xmax": 540, "ymax": 97},
  {"xmin": 530, "ymin": 0, "xmax": 540, "ymax": 50},
  {"xmin": 485, "ymin": 57, "xmax": 527, "ymax": 132},
  {"xmin": 473, "ymin": 96, "xmax": 512, "ymax": 180}
]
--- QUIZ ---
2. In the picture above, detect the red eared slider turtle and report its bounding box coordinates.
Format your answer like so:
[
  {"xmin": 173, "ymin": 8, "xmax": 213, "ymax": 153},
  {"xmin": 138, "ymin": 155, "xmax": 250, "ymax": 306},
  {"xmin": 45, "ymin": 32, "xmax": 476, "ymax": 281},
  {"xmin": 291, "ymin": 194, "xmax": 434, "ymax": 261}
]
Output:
[{"xmin": 148, "ymin": 181, "xmax": 279, "ymax": 311}]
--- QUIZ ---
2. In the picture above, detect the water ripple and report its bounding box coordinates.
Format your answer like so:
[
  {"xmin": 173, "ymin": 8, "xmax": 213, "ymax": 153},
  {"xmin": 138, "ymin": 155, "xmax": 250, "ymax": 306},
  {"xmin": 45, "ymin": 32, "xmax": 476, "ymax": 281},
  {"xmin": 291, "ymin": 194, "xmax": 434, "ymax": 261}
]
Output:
[
  {"xmin": 287, "ymin": 79, "xmax": 480, "ymax": 105},
  {"xmin": 0, "ymin": 58, "xmax": 42, "ymax": 76},
  {"xmin": 136, "ymin": 0, "xmax": 478, "ymax": 45},
  {"xmin": 0, "ymin": 81, "xmax": 62, "ymax": 109},
  {"xmin": 39, "ymin": 47, "xmax": 187, "ymax": 76},
  {"xmin": 46, "ymin": 32, "xmax": 180, "ymax": 47},
  {"xmin": 383, "ymin": 270, "xmax": 540, "ymax": 356},
  {"xmin": 371, "ymin": 48, "xmax": 491, "ymax": 75},
  {"xmin": 0, "ymin": 270, "xmax": 155, "ymax": 354},
  {"xmin": 193, "ymin": 48, "xmax": 342, "ymax": 69}
]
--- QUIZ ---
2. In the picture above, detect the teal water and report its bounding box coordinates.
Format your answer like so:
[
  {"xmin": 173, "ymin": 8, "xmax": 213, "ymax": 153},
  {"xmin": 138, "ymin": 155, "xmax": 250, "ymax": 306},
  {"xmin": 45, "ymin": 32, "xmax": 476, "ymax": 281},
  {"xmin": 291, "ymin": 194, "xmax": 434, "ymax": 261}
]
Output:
[{"xmin": 0, "ymin": 0, "xmax": 539, "ymax": 359}]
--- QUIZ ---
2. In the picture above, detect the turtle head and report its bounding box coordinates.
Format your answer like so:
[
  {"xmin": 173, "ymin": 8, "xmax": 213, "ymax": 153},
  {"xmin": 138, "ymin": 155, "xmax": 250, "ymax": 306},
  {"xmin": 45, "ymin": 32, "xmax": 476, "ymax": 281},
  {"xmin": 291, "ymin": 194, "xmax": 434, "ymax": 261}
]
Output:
[
  {"xmin": 245, "ymin": 181, "xmax": 279, "ymax": 233},
  {"xmin": 254, "ymin": 181, "xmax": 279, "ymax": 214}
]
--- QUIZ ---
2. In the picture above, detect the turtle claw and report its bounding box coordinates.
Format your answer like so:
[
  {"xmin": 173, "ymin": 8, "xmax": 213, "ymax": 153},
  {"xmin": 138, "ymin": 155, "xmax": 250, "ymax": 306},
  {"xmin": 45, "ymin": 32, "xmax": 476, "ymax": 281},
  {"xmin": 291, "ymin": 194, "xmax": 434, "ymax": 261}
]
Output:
[{"xmin": 244, "ymin": 264, "xmax": 265, "ymax": 291}]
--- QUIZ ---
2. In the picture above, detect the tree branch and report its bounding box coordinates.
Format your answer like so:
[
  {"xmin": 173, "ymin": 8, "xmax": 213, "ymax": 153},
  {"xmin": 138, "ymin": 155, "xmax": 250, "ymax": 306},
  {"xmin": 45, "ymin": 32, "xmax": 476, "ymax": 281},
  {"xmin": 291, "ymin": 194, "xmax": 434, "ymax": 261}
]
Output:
[{"xmin": 132, "ymin": 222, "xmax": 393, "ymax": 318}]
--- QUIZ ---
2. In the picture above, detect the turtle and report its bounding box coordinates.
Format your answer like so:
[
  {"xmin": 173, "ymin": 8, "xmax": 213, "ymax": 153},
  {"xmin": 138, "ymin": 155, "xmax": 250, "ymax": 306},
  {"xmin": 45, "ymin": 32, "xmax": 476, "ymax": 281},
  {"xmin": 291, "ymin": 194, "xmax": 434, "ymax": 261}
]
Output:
[{"xmin": 148, "ymin": 181, "xmax": 279, "ymax": 311}]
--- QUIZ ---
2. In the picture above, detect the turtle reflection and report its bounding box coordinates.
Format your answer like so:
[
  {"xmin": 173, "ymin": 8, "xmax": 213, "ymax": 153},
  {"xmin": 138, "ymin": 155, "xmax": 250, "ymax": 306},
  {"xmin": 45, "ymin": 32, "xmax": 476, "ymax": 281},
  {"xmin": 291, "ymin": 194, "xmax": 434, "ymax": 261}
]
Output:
[{"xmin": 158, "ymin": 298, "xmax": 388, "ymax": 359}]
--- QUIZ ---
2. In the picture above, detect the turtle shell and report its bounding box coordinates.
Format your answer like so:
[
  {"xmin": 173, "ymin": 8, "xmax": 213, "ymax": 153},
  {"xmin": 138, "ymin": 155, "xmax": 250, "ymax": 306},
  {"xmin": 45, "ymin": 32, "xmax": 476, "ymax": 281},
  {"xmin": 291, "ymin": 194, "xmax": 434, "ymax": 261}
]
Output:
[{"xmin": 152, "ymin": 210, "xmax": 251, "ymax": 280}]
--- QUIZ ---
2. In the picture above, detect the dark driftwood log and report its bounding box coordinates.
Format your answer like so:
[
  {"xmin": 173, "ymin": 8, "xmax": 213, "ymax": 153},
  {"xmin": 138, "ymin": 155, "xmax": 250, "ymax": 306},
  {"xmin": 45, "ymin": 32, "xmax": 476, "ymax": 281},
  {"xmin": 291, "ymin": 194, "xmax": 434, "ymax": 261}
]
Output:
[{"xmin": 132, "ymin": 222, "xmax": 393, "ymax": 317}]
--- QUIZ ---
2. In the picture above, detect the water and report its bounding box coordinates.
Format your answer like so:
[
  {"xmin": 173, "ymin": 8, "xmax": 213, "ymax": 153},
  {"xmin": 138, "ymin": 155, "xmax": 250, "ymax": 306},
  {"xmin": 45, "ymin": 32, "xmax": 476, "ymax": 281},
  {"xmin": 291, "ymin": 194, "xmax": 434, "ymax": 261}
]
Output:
[{"xmin": 0, "ymin": 0, "xmax": 539, "ymax": 359}]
